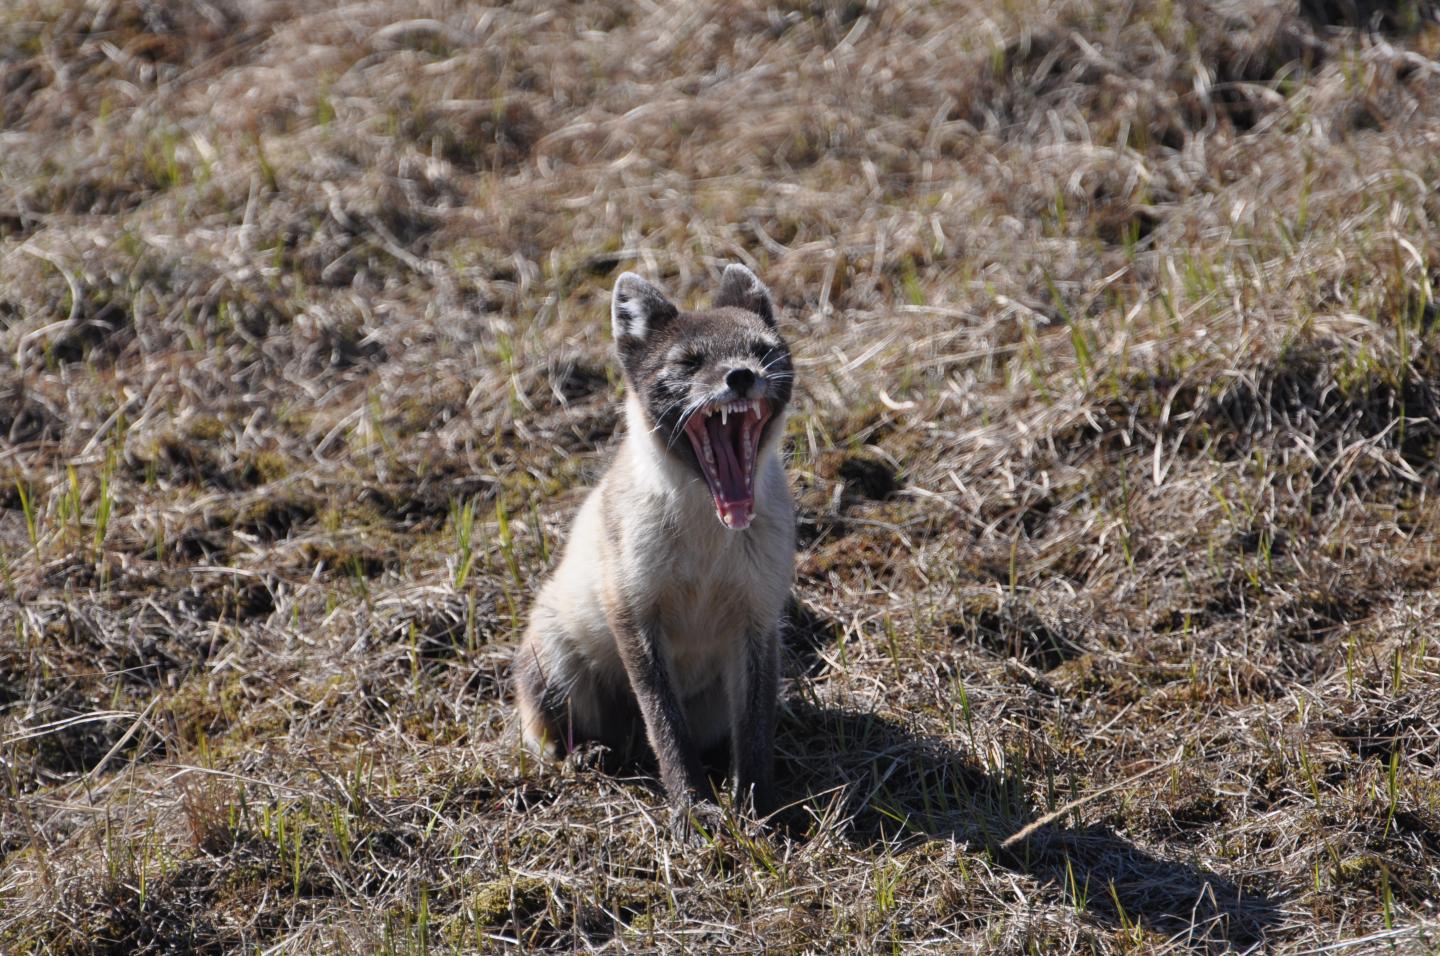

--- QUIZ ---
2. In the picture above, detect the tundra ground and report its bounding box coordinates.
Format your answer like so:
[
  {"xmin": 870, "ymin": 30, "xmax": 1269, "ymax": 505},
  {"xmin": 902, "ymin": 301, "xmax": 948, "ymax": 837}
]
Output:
[{"xmin": 2, "ymin": 1, "xmax": 1440, "ymax": 952}]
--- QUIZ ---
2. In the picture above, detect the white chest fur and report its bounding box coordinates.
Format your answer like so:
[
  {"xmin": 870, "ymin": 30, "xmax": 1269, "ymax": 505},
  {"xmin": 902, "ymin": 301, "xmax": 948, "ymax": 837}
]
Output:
[{"xmin": 608, "ymin": 417, "xmax": 794, "ymax": 696}]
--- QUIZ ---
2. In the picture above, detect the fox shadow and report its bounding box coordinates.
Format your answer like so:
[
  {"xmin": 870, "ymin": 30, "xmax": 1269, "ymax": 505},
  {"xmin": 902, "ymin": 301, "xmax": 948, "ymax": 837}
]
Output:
[{"xmin": 775, "ymin": 602, "xmax": 1284, "ymax": 953}]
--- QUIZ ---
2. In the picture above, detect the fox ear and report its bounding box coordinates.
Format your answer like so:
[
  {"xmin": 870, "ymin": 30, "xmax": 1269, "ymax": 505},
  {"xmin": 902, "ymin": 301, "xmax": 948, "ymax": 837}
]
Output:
[
  {"xmin": 611, "ymin": 272, "xmax": 677, "ymax": 344},
  {"xmin": 714, "ymin": 263, "xmax": 776, "ymax": 327}
]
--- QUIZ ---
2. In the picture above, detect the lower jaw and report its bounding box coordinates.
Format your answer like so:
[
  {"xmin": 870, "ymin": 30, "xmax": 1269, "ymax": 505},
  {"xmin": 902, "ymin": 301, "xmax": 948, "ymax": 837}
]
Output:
[{"xmin": 713, "ymin": 495, "xmax": 755, "ymax": 530}]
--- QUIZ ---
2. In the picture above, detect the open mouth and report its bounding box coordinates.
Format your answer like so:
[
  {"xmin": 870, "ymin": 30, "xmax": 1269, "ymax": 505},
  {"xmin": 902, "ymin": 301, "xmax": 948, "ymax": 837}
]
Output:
[{"xmin": 682, "ymin": 398, "xmax": 771, "ymax": 530}]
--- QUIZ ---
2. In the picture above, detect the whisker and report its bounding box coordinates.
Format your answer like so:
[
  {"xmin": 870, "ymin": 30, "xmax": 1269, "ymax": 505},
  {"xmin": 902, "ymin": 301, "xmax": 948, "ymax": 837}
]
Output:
[
  {"xmin": 649, "ymin": 392, "xmax": 694, "ymax": 427},
  {"xmin": 651, "ymin": 392, "xmax": 714, "ymax": 446},
  {"xmin": 760, "ymin": 354, "xmax": 794, "ymax": 374}
]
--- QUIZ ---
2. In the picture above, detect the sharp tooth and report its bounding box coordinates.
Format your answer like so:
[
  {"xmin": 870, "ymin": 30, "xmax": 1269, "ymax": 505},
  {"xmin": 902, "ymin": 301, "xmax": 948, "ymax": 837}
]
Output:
[{"xmin": 720, "ymin": 406, "xmax": 728, "ymax": 425}]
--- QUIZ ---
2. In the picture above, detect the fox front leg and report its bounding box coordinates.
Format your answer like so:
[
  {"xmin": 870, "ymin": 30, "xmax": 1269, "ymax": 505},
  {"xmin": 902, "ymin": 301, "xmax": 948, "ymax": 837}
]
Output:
[
  {"xmin": 729, "ymin": 626, "xmax": 780, "ymax": 816},
  {"xmin": 610, "ymin": 607, "xmax": 715, "ymax": 808}
]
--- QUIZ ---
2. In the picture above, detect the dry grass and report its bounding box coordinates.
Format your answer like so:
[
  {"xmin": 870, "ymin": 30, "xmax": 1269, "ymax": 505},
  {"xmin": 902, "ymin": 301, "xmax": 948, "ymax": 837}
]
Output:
[{"xmin": 3, "ymin": 0, "xmax": 1440, "ymax": 952}]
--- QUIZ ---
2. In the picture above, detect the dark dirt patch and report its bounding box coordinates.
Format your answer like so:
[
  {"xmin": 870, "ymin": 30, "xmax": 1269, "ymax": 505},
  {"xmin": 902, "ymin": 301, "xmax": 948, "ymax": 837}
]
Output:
[
  {"xmin": 1330, "ymin": 696, "xmax": 1439, "ymax": 768},
  {"xmin": 361, "ymin": 469, "xmax": 496, "ymax": 527},
  {"xmin": 47, "ymin": 297, "xmax": 133, "ymax": 366},
  {"xmin": 8, "ymin": 690, "xmax": 157, "ymax": 786},
  {"xmin": 0, "ymin": 372, "xmax": 63, "ymax": 443},
  {"xmin": 176, "ymin": 577, "xmax": 278, "ymax": 623},
  {"xmin": 233, "ymin": 493, "xmax": 316, "ymax": 541},
  {"xmin": 1301, "ymin": 0, "xmax": 1437, "ymax": 32},
  {"xmin": 405, "ymin": 98, "xmax": 543, "ymax": 173},
  {"xmin": 942, "ymin": 593, "xmax": 1084, "ymax": 672},
  {"xmin": 816, "ymin": 450, "xmax": 900, "ymax": 502}
]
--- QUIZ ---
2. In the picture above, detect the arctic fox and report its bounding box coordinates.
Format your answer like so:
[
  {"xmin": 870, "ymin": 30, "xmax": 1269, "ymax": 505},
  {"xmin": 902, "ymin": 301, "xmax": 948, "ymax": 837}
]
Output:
[{"xmin": 513, "ymin": 265, "xmax": 795, "ymax": 817}]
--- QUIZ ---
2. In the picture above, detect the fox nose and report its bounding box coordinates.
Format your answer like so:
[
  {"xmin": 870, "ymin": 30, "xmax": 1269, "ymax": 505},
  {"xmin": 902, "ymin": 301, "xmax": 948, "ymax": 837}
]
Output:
[{"xmin": 725, "ymin": 367, "xmax": 757, "ymax": 394}]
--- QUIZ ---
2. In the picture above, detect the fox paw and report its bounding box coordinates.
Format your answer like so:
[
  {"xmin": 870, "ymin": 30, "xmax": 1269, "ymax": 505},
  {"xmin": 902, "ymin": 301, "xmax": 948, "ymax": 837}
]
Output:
[{"xmin": 671, "ymin": 799, "xmax": 727, "ymax": 846}]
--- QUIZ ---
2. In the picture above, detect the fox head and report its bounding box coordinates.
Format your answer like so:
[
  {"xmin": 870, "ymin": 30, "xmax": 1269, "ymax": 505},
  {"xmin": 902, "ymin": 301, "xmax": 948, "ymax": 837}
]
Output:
[{"xmin": 610, "ymin": 265, "xmax": 794, "ymax": 530}]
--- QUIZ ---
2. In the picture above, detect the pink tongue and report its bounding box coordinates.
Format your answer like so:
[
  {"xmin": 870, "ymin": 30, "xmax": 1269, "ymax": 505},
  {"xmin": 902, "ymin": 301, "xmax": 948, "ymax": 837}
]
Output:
[{"xmin": 704, "ymin": 414, "xmax": 753, "ymax": 527}]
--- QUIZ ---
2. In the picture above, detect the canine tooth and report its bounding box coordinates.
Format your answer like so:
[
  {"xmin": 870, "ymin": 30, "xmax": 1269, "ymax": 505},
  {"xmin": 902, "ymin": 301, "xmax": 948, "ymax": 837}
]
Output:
[{"xmin": 720, "ymin": 406, "xmax": 728, "ymax": 425}]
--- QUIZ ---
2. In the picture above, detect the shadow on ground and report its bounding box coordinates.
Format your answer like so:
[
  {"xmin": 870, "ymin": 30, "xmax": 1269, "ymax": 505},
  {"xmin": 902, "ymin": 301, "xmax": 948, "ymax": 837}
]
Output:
[{"xmin": 777, "ymin": 603, "xmax": 1284, "ymax": 953}]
